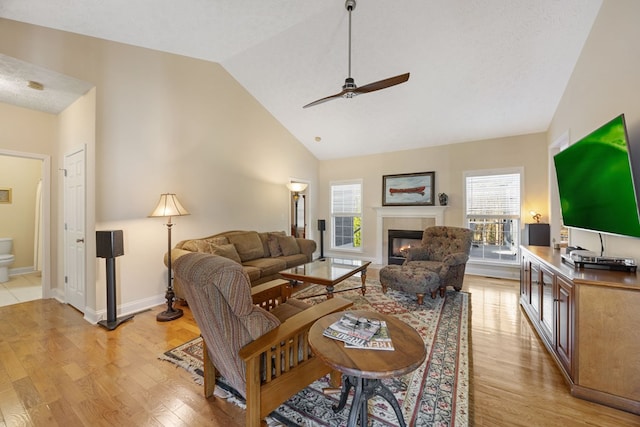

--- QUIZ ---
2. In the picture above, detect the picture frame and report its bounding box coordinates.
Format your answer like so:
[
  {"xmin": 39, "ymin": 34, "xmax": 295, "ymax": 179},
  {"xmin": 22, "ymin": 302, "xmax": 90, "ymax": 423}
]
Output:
[
  {"xmin": 0, "ymin": 188, "xmax": 11, "ymax": 204},
  {"xmin": 382, "ymin": 172, "xmax": 435, "ymax": 206}
]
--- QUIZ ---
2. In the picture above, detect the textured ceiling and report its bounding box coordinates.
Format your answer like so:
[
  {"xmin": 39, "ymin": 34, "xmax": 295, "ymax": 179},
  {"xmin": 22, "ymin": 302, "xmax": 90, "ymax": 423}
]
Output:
[
  {"xmin": 0, "ymin": 0, "xmax": 603, "ymax": 159},
  {"xmin": 0, "ymin": 55, "xmax": 93, "ymax": 114}
]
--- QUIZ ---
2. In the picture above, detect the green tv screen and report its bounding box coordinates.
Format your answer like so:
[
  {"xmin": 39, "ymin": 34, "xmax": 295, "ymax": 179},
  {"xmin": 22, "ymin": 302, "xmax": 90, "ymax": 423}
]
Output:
[{"xmin": 553, "ymin": 114, "xmax": 640, "ymax": 238}]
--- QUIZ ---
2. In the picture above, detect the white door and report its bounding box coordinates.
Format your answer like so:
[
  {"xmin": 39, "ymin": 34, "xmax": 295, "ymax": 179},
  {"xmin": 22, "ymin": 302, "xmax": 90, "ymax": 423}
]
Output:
[{"xmin": 64, "ymin": 147, "xmax": 86, "ymax": 312}]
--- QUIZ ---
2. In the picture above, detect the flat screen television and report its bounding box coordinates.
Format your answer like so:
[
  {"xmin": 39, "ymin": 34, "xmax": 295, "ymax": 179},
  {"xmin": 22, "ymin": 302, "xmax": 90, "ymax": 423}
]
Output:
[{"xmin": 553, "ymin": 114, "xmax": 640, "ymax": 238}]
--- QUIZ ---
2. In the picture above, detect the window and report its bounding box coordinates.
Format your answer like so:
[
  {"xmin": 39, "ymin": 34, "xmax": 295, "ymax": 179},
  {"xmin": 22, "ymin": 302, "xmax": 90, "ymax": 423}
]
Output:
[
  {"xmin": 464, "ymin": 170, "xmax": 522, "ymax": 263},
  {"xmin": 331, "ymin": 181, "xmax": 362, "ymax": 251}
]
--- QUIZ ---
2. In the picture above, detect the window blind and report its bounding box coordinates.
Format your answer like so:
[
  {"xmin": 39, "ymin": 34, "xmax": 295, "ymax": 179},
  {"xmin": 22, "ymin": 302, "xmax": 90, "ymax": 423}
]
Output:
[
  {"xmin": 466, "ymin": 173, "xmax": 520, "ymax": 216},
  {"xmin": 331, "ymin": 183, "xmax": 362, "ymax": 214}
]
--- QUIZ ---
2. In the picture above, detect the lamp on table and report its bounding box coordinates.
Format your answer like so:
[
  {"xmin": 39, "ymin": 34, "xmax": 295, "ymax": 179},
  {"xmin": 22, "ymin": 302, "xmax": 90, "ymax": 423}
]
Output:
[{"xmin": 149, "ymin": 193, "xmax": 190, "ymax": 321}]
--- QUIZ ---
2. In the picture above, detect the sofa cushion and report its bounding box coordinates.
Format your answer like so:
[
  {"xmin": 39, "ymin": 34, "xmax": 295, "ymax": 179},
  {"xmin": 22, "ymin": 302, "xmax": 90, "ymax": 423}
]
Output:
[
  {"xmin": 243, "ymin": 258, "xmax": 287, "ymax": 276},
  {"xmin": 181, "ymin": 239, "xmax": 211, "ymax": 253},
  {"xmin": 277, "ymin": 235, "xmax": 300, "ymax": 256},
  {"xmin": 227, "ymin": 232, "xmax": 265, "ymax": 262},
  {"xmin": 180, "ymin": 237, "xmax": 231, "ymax": 255},
  {"xmin": 280, "ymin": 253, "xmax": 308, "ymax": 268},
  {"xmin": 241, "ymin": 265, "xmax": 262, "ymax": 282},
  {"xmin": 204, "ymin": 236, "xmax": 230, "ymax": 246},
  {"xmin": 258, "ymin": 232, "xmax": 272, "ymax": 257},
  {"xmin": 209, "ymin": 243, "xmax": 242, "ymax": 264}
]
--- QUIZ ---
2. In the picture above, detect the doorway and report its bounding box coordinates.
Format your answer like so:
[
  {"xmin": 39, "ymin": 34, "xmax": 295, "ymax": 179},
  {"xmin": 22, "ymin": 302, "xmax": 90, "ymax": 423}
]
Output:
[{"xmin": 0, "ymin": 151, "xmax": 50, "ymax": 307}]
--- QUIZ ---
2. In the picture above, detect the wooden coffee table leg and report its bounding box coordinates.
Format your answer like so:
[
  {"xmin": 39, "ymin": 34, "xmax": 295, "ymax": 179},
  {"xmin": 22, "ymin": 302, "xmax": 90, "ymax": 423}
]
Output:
[
  {"xmin": 326, "ymin": 285, "xmax": 334, "ymax": 299},
  {"xmin": 360, "ymin": 268, "xmax": 367, "ymax": 296}
]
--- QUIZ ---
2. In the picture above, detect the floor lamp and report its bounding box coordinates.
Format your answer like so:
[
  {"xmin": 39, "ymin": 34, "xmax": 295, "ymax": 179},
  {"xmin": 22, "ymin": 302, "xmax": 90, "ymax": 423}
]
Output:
[
  {"xmin": 150, "ymin": 193, "xmax": 190, "ymax": 321},
  {"xmin": 287, "ymin": 182, "xmax": 308, "ymax": 237}
]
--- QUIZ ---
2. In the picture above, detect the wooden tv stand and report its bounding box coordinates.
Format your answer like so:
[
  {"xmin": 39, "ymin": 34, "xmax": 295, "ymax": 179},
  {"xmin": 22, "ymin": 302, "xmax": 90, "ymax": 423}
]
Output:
[{"xmin": 520, "ymin": 246, "xmax": 640, "ymax": 415}]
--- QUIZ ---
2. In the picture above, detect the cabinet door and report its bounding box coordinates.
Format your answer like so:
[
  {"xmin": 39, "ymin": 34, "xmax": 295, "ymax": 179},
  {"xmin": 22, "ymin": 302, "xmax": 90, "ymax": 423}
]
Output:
[
  {"xmin": 530, "ymin": 263, "xmax": 541, "ymax": 318},
  {"xmin": 556, "ymin": 274, "xmax": 574, "ymax": 376},
  {"xmin": 539, "ymin": 265, "xmax": 555, "ymax": 343},
  {"xmin": 520, "ymin": 255, "xmax": 531, "ymax": 304}
]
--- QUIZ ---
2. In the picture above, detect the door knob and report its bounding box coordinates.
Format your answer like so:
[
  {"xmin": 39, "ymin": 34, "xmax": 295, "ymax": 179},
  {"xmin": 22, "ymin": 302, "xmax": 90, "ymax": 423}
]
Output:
[{"xmin": 76, "ymin": 238, "xmax": 85, "ymax": 243}]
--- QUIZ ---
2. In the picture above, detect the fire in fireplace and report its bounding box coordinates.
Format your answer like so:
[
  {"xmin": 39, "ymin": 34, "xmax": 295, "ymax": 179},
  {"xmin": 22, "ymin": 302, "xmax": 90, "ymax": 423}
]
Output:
[{"xmin": 388, "ymin": 229, "xmax": 423, "ymax": 265}]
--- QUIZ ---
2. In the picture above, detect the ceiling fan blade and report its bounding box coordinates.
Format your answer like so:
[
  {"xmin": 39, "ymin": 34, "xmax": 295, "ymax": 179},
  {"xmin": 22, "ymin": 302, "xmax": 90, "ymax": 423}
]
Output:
[
  {"xmin": 353, "ymin": 72, "xmax": 410, "ymax": 94},
  {"xmin": 303, "ymin": 90, "xmax": 349, "ymax": 109}
]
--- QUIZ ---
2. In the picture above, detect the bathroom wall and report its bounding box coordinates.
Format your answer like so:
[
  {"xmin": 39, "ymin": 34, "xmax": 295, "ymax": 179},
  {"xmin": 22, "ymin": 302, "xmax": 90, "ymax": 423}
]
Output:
[{"xmin": 0, "ymin": 155, "xmax": 42, "ymax": 270}]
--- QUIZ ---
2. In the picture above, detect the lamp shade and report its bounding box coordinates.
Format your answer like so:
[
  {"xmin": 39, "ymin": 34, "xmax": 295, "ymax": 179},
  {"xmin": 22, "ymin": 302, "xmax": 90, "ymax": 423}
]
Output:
[
  {"xmin": 149, "ymin": 193, "xmax": 190, "ymax": 218},
  {"xmin": 287, "ymin": 182, "xmax": 308, "ymax": 193}
]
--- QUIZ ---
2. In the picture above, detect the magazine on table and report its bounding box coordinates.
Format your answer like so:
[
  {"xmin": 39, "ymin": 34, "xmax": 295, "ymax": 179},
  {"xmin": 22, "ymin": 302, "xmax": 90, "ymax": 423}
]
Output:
[
  {"xmin": 323, "ymin": 312, "xmax": 381, "ymax": 347},
  {"xmin": 344, "ymin": 320, "xmax": 394, "ymax": 351}
]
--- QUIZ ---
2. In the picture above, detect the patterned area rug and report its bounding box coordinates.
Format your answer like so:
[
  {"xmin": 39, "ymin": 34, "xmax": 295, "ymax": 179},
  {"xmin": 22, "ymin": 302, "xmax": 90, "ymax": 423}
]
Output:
[{"xmin": 160, "ymin": 279, "xmax": 471, "ymax": 427}]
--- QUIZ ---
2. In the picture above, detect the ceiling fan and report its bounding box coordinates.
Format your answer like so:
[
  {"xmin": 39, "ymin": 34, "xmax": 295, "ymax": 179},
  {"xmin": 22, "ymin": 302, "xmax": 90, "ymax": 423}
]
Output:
[{"xmin": 303, "ymin": 0, "xmax": 410, "ymax": 109}]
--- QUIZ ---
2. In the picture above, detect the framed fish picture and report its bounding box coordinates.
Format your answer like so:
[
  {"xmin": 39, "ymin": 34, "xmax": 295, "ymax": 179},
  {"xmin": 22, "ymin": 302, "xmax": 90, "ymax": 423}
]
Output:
[{"xmin": 382, "ymin": 172, "xmax": 435, "ymax": 206}]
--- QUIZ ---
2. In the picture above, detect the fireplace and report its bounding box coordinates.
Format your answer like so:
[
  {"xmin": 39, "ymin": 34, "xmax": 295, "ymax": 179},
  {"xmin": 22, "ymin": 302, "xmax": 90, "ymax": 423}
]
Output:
[{"xmin": 388, "ymin": 229, "xmax": 423, "ymax": 265}]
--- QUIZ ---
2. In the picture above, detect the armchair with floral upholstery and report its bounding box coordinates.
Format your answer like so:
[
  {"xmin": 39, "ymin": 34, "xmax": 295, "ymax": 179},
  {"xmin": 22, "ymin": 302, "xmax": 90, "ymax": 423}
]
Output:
[
  {"xmin": 403, "ymin": 225, "xmax": 473, "ymax": 295},
  {"xmin": 174, "ymin": 252, "xmax": 352, "ymax": 427}
]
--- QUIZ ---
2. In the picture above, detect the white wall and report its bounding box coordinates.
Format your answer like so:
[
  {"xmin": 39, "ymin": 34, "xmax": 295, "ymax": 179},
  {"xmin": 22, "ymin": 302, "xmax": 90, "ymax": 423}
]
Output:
[{"xmin": 548, "ymin": 0, "xmax": 640, "ymax": 260}]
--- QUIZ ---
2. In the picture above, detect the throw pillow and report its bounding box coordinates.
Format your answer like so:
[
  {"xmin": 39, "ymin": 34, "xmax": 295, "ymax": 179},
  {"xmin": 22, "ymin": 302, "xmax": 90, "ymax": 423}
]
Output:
[
  {"xmin": 210, "ymin": 243, "xmax": 242, "ymax": 264},
  {"xmin": 277, "ymin": 235, "xmax": 300, "ymax": 256},
  {"xmin": 181, "ymin": 239, "xmax": 210, "ymax": 253},
  {"xmin": 267, "ymin": 237, "xmax": 283, "ymax": 257}
]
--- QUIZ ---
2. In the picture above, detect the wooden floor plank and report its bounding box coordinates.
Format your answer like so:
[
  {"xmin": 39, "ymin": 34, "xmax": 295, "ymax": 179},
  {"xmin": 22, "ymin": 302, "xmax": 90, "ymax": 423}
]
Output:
[{"xmin": 1, "ymin": 275, "xmax": 640, "ymax": 426}]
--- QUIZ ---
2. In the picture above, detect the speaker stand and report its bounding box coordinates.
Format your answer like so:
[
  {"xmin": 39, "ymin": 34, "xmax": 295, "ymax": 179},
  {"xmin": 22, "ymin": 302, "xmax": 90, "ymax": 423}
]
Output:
[{"xmin": 98, "ymin": 257, "xmax": 134, "ymax": 330}]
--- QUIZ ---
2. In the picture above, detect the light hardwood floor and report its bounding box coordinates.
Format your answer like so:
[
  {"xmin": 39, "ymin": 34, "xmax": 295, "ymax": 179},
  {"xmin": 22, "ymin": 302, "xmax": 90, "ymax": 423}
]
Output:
[{"xmin": 1, "ymin": 275, "xmax": 639, "ymax": 426}]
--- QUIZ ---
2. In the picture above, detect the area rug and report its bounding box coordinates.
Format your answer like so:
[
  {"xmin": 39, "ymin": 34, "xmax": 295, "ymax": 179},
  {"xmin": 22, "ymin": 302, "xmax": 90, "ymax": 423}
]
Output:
[{"xmin": 160, "ymin": 278, "xmax": 471, "ymax": 427}]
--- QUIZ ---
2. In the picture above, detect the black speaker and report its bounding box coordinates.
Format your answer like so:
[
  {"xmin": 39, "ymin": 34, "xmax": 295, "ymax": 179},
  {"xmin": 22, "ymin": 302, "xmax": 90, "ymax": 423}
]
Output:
[
  {"xmin": 318, "ymin": 219, "xmax": 326, "ymax": 231},
  {"xmin": 96, "ymin": 230, "xmax": 124, "ymax": 258}
]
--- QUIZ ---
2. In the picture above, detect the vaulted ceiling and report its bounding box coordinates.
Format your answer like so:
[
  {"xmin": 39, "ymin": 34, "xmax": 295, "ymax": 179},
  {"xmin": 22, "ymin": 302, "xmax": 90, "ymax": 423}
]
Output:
[{"xmin": 0, "ymin": 0, "xmax": 603, "ymax": 159}]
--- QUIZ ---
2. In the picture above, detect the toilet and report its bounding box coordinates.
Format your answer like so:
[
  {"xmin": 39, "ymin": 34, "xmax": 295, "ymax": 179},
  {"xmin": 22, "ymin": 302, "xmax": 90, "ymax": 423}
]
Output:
[{"xmin": 0, "ymin": 238, "xmax": 15, "ymax": 283}]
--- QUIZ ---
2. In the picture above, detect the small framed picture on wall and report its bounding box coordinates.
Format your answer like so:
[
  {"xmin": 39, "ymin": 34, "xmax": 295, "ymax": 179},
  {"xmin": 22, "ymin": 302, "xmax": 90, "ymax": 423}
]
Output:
[{"xmin": 0, "ymin": 188, "xmax": 11, "ymax": 204}]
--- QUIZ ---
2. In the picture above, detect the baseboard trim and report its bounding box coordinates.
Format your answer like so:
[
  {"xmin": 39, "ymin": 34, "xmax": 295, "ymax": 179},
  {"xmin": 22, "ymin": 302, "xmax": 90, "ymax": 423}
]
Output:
[
  {"xmin": 466, "ymin": 261, "xmax": 520, "ymax": 280},
  {"xmin": 84, "ymin": 294, "xmax": 166, "ymax": 324}
]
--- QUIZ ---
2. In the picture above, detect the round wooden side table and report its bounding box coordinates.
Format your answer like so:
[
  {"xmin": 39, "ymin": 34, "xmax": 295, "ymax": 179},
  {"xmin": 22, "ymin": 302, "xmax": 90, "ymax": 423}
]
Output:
[{"xmin": 308, "ymin": 310, "xmax": 427, "ymax": 427}]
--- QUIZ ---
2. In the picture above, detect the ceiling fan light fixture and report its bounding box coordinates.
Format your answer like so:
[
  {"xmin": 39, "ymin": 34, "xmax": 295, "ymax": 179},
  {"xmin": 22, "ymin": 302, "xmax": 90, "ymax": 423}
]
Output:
[{"xmin": 27, "ymin": 80, "xmax": 44, "ymax": 90}]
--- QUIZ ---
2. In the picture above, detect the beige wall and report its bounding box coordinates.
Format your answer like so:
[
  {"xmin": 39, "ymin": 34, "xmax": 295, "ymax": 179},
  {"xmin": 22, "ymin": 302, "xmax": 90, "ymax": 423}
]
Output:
[
  {"xmin": 0, "ymin": 155, "xmax": 42, "ymax": 268},
  {"xmin": 548, "ymin": 0, "xmax": 640, "ymax": 260},
  {"xmin": 57, "ymin": 90, "xmax": 97, "ymax": 311},
  {"xmin": 0, "ymin": 19, "xmax": 318, "ymax": 319},
  {"xmin": 2, "ymin": 0, "xmax": 639, "ymax": 316},
  {"xmin": 318, "ymin": 132, "xmax": 548, "ymax": 261}
]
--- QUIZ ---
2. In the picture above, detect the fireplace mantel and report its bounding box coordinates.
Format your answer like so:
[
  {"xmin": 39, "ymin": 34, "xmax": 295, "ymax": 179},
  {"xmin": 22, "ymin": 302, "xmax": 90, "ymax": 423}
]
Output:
[{"xmin": 374, "ymin": 206, "xmax": 447, "ymax": 264}]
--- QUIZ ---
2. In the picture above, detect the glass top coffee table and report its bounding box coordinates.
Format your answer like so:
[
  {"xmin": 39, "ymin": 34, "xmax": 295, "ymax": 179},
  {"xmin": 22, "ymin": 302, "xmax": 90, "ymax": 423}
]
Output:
[{"xmin": 280, "ymin": 258, "xmax": 371, "ymax": 299}]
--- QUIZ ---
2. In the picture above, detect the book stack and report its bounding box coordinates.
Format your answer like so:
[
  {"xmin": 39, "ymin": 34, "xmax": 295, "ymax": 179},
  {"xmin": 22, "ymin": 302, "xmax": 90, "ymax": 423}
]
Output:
[{"xmin": 323, "ymin": 312, "xmax": 394, "ymax": 351}]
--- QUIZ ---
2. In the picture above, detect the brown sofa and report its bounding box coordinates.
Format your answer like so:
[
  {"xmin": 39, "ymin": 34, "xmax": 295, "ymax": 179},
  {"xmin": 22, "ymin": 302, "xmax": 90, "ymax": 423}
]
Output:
[{"xmin": 168, "ymin": 230, "xmax": 316, "ymax": 300}]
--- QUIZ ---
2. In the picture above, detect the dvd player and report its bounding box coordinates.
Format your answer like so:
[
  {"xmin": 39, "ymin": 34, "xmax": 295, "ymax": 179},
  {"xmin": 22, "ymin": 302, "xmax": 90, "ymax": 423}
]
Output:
[{"xmin": 561, "ymin": 253, "xmax": 637, "ymax": 272}]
